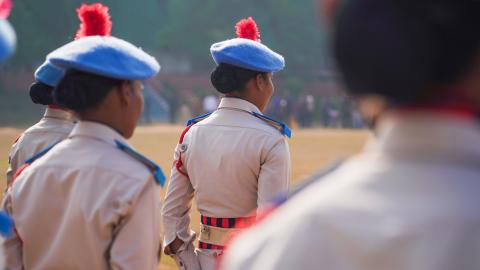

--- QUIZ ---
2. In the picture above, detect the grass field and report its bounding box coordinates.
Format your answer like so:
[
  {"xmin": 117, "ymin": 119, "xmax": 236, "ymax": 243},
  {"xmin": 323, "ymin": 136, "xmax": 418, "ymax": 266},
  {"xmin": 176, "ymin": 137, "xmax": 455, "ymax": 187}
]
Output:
[{"xmin": 0, "ymin": 125, "xmax": 369, "ymax": 269}]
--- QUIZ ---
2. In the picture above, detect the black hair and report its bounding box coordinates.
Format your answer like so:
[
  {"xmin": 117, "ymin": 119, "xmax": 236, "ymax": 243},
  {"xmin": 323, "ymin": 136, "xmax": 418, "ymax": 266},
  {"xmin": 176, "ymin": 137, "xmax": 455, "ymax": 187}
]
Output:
[
  {"xmin": 53, "ymin": 70, "xmax": 124, "ymax": 113},
  {"xmin": 334, "ymin": 0, "xmax": 480, "ymax": 103},
  {"xmin": 210, "ymin": 63, "xmax": 267, "ymax": 94},
  {"xmin": 29, "ymin": 82, "xmax": 54, "ymax": 105}
]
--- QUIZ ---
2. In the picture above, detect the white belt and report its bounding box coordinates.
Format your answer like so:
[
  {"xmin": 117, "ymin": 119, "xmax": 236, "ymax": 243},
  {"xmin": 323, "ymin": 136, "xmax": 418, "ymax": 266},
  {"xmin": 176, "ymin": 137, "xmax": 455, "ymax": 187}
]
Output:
[{"xmin": 199, "ymin": 223, "xmax": 241, "ymax": 246}]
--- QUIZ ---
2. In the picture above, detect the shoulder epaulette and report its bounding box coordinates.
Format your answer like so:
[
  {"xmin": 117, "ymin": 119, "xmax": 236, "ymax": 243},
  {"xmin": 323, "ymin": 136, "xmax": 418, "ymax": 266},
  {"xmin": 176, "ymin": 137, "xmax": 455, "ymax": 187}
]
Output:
[
  {"xmin": 14, "ymin": 140, "xmax": 62, "ymax": 182},
  {"xmin": 24, "ymin": 140, "xmax": 62, "ymax": 164},
  {"xmin": 251, "ymin": 112, "xmax": 292, "ymax": 138},
  {"xmin": 115, "ymin": 140, "xmax": 166, "ymax": 187},
  {"xmin": 186, "ymin": 112, "xmax": 212, "ymax": 126}
]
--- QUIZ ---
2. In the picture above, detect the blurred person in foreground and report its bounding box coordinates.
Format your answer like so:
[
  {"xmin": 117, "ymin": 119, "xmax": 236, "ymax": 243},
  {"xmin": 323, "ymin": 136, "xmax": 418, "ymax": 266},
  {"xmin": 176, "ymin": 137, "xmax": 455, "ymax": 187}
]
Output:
[
  {"xmin": 5, "ymin": 3, "xmax": 114, "ymax": 190},
  {"xmin": 222, "ymin": 0, "xmax": 480, "ymax": 269},
  {"xmin": 2, "ymin": 25, "xmax": 164, "ymax": 270},
  {"xmin": 162, "ymin": 17, "xmax": 291, "ymax": 270}
]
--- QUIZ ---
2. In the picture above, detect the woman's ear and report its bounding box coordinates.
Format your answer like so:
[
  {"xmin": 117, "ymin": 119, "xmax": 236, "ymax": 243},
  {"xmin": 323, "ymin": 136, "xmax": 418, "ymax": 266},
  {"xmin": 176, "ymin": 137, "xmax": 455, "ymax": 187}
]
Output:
[
  {"xmin": 255, "ymin": 74, "xmax": 267, "ymax": 92},
  {"xmin": 116, "ymin": 81, "xmax": 133, "ymax": 106}
]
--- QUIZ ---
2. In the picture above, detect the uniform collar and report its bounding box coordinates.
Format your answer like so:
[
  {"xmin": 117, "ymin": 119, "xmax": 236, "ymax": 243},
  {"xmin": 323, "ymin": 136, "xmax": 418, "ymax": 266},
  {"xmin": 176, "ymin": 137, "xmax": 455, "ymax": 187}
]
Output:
[
  {"xmin": 217, "ymin": 97, "xmax": 262, "ymax": 114},
  {"xmin": 367, "ymin": 113, "xmax": 480, "ymax": 165},
  {"xmin": 68, "ymin": 121, "xmax": 129, "ymax": 147},
  {"xmin": 43, "ymin": 108, "xmax": 75, "ymax": 122}
]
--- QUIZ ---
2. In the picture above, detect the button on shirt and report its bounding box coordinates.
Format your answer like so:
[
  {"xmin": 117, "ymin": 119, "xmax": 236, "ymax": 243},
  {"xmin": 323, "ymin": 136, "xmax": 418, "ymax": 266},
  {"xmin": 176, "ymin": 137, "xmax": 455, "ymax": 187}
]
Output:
[
  {"xmin": 6, "ymin": 108, "xmax": 75, "ymax": 188},
  {"xmin": 4, "ymin": 121, "xmax": 161, "ymax": 270},
  {"xmin": 162, "ymin": 97, "xmax": 291, "ymax": 248},
  {"xmin": 222, "ymin": 114, "xmax": 480, "ymax": 270}
]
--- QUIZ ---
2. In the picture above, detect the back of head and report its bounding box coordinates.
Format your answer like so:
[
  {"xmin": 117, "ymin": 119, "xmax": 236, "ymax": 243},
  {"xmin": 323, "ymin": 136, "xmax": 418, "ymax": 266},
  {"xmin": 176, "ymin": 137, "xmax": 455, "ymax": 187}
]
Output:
[
  {"xmin": 53, "ymin": 69, "xmax": 123, "ymax": 113},
  {"xmin": 29, "ymin": 83, "xmax": 54, "ymax": 106},
  {"xmin": 30, "ymin": 62, "xmax": 66, "ymax": 105},
  {"xmin": 334, "ymin": 0, "xmax": 480, "ymax": 103},
  {"xmin": 211, "ymin": 63, "xmax": 262, "ymax": 94}
]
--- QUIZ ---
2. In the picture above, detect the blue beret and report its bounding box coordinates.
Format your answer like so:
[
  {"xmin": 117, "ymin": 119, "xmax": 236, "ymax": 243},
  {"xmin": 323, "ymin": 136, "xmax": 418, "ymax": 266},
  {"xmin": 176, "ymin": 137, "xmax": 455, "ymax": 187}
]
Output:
[
  {"xmin": 47, "ymin": 36, "xmax": 160, "ymax": 81},
  {"xmin": 210, "ymin": 38, "xmax": 285, "ymax": 73},
  {"xmin": 34, "ymin": 61, "xmax": 65, "ymax": 87},
  {"xmin": 0, "ymin": 20, "xmax": 16, "ymax": 63}
]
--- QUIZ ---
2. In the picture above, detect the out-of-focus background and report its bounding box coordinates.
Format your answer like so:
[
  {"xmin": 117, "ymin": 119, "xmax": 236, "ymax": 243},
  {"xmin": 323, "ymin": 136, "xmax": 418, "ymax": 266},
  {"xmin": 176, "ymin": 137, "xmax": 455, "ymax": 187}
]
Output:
[{"xmin": 0, "ymin": 0, "xmax": 364, "ymax": 129}]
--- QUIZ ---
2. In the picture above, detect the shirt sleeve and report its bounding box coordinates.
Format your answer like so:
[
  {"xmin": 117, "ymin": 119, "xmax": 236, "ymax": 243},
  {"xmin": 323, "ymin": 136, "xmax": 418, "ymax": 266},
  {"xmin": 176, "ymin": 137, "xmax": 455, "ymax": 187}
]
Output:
[
  {"xmin": 2, "ymin": 190, "xmax": 23, "ymax": 270},
  {"xmin": 109, "ymin": 180, "xmax": 161, "ymax": 270},
  {"xmin": 161, "ymin": 143, "xmax": 196, "ymax": 252},
  {"xmin": 6, "ymin": 142, "xmax": 21, "ymax": 190},
  {"xmin": 257, "ymin": 138, "xmax": 291, "ymax": 207}
]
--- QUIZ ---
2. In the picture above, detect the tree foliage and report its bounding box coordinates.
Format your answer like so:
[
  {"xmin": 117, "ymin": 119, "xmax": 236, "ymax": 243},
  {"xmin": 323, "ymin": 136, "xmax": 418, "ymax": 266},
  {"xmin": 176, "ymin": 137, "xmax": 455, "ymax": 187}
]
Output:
[
  {"xmin": 7, "ymin": 0, "xmax": 328, "ymax": 77},
  {"xmin": 157, "ymin": 0, "xmax": 327, "ymax": 74}
]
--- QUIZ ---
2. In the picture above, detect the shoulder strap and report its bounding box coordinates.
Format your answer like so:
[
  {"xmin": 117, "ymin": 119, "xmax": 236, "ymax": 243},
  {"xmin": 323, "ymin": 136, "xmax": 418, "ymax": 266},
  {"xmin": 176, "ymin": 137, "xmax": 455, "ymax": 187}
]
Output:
[
  {"xmin": 24, "ymin": 139, "xmax": 62, "ymax": 164},
  {"xmin": 115, "ymin": 140, "xmax": 166, "ymax": 187},
  {"xmin": 251, "ymin": 112, "xmax": 292, "ymax": 138},
  {"xmin": 186, "ymin": 112, "xmax": 213, "ymax": 126},
  {"xmin": 13, "ymin": 140, "xmax": 62, "ymax": 182}
]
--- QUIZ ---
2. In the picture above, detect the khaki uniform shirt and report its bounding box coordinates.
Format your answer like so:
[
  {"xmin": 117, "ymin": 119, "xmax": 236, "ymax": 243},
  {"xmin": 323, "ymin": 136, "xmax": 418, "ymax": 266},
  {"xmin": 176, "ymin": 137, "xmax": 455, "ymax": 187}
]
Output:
[
  {"xmin": 6, "ymin": 108, "xmax": 75, "ymax": 188},
  {"xmin": 4, "ymin": 121, "xmax": 161, "ymax": 270},
  {"xmin": 223, "ymin": 114, "xmax": 480, "ymax": 270},
  {"xmin": 162, "ymin": 97, "xmax": 291, "ymax": 248}
]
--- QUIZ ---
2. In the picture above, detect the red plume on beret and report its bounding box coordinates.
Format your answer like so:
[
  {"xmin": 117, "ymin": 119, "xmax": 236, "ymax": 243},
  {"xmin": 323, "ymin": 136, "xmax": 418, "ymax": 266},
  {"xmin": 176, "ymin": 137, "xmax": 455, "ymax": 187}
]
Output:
[
  {"xmin": 75, "ymin": 3, "xmax": 112, "ymax": 39},
  {"xmin": 235, "ymin": 17, "xmax": 261, "ymax": 42},
  {"xmin": 0, "ymin": 0, "xmax": 13, "ymax": 20}
]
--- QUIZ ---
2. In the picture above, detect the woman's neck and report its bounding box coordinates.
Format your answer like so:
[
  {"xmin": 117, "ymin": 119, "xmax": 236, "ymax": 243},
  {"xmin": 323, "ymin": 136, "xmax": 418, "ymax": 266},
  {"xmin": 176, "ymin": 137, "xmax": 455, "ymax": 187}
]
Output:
[{"xmin": 225, "ymin": 93, "xmax": 265, "ymax": 112}]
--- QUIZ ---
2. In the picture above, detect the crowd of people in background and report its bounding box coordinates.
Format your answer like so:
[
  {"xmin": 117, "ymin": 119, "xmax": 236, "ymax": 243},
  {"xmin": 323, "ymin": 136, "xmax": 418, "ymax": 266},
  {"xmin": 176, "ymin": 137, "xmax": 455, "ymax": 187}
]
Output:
[{"xmin": 144, "ymin": 87, "xmax": 365, "ymax": 129}]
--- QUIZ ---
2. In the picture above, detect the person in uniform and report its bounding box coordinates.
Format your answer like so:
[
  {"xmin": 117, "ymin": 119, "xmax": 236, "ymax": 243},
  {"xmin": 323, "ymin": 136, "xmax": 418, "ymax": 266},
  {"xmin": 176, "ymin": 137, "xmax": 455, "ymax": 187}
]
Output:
[
  {"xmin": 5, "ymin": 2, "xmax": 113, "ymax": 190},
  {"xmin": 162, "ymin": 17, "xmax": 291, "ymax": 270},
  {"xmin": 222, "ymin": 0, "xmax": 480, "ymax": 270},
  {"xmin": 2, "ymin": 32, "xmax": 165, "ymax": 269},
  {"xmin": 5, "ymin": 62, "xmax": 74, "ymax": 190}
]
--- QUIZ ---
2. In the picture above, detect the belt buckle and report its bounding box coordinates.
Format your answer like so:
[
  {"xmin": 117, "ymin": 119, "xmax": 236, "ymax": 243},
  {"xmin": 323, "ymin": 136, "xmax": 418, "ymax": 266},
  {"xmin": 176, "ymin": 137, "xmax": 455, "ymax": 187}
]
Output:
[{"xmin": 201, "ymin": 224, "xmax": 211, "ymax": 240}]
